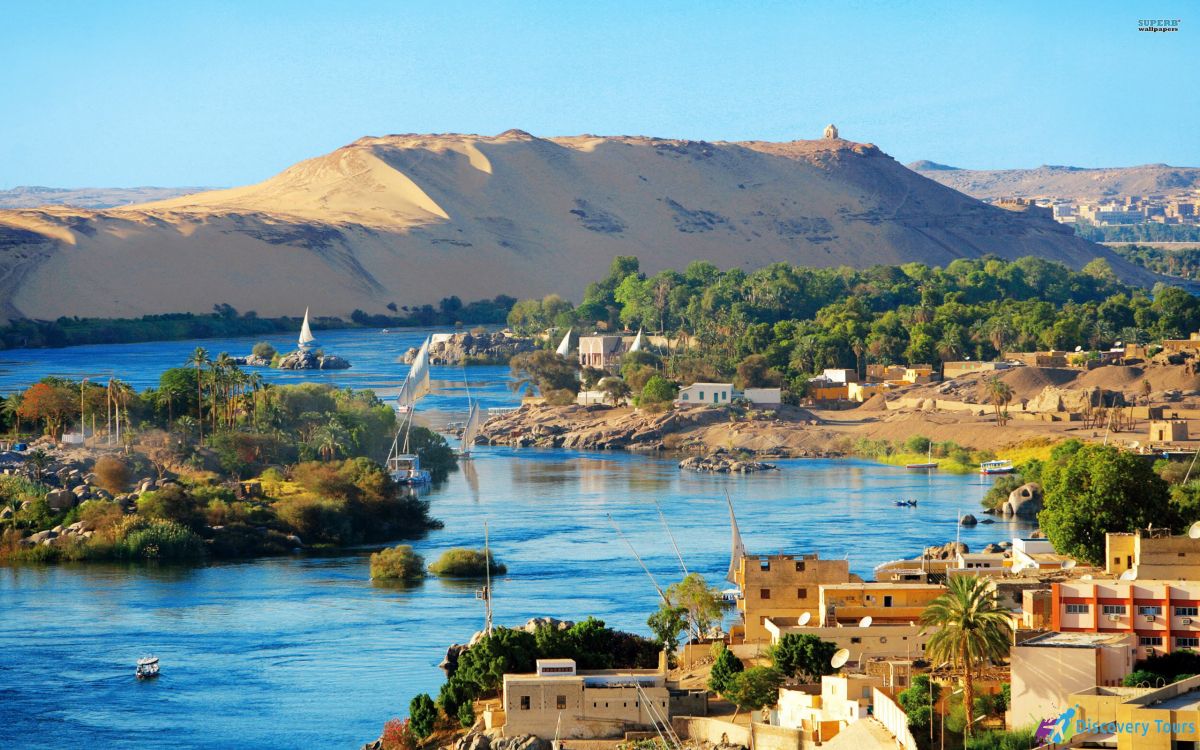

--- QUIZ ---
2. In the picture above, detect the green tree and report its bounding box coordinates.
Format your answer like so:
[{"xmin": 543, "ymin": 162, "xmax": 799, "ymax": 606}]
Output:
[
  {"xmin": 640, "ymin": 375, "xmax": 678, "ymax": 405},
  {"xmin": 920, "ymin": 576, "xmax": 1013, "ymax": 738},
  {"xmin": 509, "ymin": 350, "xmax": 579, "ymax": 395},
  {"xmin": 983, "ymin": 376, "xmax": 1013, "ymax": 426},
  {"xmin": 647, "ymin": 604, "xmax": 688, "ymax": 662},
  {"xmin": 768, "ymin": 633, "xmax": 838, "ymax": 682},
  {"xmin": 666, "ymin": 573, "xmax": 723, "ymax": 640},
  {"xmin": 457, "ymin": 700, "xmax": 475, "ymax": 729},
  {"xmin": 1039, "ymin": 444, "xmax": 1174, "ymax": 563},
  {"xmin": 708, "ymin": 643, "xmax": 745, "ymax": 694},
  {"xmin": 370, "ymin": 545, "xmax": 426, "ymax": 582},
  {"xmin": 187, "ymin": 347, "xmax": 211, "ymax": 441},
  {"xmin": 897, "ymin": 674, "xmax": 941, "ymax": 735},
  {"xmin": 454, "ymin": 628, "xmax": 539, "ymax": 693},
  {"xmin": 600, "ymin": 377, "xmax": 632, "ymax": 406},
  {"xmin": 724, "ymin": 666, "xmax": 783, "ymax": 715},
  {"xmin": 408, "ymin": 693, "xmax": 438, "ymax": 739}
]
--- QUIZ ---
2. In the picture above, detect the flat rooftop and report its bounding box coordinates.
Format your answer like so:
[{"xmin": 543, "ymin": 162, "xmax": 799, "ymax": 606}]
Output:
[
  {"xmin": 1154, "ymin": 690, "xmax": 1200, "ymax": 711},
  {"xmin": 1019, "ymin": 631, "xmax": 1129, "ymax": 648}
]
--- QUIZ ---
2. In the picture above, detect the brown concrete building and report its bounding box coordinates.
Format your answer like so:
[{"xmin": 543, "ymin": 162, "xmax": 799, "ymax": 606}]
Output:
[
  {"xmin": 1149, "ymin": 419, "xmax": 1189, "ymax": 444},
  {"xmin": 1107, "ymin": 530, "xmax": 1200, "ymax": 581},
  {"xmin": 734, "ymin": 553, "xmax": 858, "ymax": 643}
]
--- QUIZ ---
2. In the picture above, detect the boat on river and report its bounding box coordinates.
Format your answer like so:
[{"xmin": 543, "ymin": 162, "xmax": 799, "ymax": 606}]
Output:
[
  {"xmin": 894, "ymin": 499, "xmax": 918, "ymax": 507},
  {"xmin": 135, "ymin": 656, "xmax": 159, "ymax": 680},
  {"xmin": 905, "ymin": 444, "xmax": 937, "ymax": 470},
  {"xmin": 980, "ymin": 459, "xmax": 1015, "ymax": 475},
  {"xmin": 298, "ymin": 307, "xmax": 317, "ymax": 349}
]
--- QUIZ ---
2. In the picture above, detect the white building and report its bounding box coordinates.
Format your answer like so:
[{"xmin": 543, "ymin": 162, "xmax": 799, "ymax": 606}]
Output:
[
  {"xmin": 743, "ymin": 387, "xmax": 783, "ymax": 405},
  {"xmin": 676, "ymin": 382, "xmax": 733, "ymax": 406}
]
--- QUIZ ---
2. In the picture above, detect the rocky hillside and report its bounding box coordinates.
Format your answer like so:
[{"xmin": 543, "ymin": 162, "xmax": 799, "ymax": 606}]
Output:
[
  {"xmin": 908, "ymin": 161, "xmax": 1200, "ymax": 202},
  {"xmin": 0, "ymin": 130, "xmax": 1146, "ymax": 322}
]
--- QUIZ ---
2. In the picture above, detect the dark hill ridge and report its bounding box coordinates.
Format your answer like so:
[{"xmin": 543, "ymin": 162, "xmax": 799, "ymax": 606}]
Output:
[{"xmin": 0, "ymin": 130, "xmax": 1151, "ymax": 322}]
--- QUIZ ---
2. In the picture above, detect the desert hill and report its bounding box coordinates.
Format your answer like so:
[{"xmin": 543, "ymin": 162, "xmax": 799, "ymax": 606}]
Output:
[
  {"xmin": 908, "ymin": 161, "xmax": 1200, "ymax": 202},
  {"xmin": 0, "ymin": 130, "xmax": 1150, "ymax": 322},
  {"xmin": 0, "ymin": 185, "xmax": 207, "ymax": 210}
]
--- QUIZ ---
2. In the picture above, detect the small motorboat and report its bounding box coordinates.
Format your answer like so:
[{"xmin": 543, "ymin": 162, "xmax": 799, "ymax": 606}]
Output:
[
  {"xmin": 980, "ymin": 459, "xmax": 1015, "ymax": 475},
  {"xmin": 894, "ymin": 499, "xmax": 918, "ymax": 507},
  {"xmin": 135, "ymin": 656, "xmax": 159, "ymax": 680}
]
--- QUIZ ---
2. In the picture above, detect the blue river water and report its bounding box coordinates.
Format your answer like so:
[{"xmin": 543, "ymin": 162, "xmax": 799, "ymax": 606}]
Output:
[{"xmin": 0, "ymin": 331, "xmax": 1030, "ymax": 749}]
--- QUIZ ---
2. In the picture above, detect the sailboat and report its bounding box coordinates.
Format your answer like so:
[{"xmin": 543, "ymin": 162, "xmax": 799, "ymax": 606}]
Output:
[
  {"xmin": 388, "ymin": 336, "xmax": 433, "ymax": 486},
  {"xmin": 722, "ymin": 492, "xmax": 746, "ymax": 603},
  {"xmin": 905, "ymin": 443, "xmax": 937, "ymax": 470},
  {"xmin": 459, "ymin": 400, "xmax": 484, "ymax": 457},
  {"xmin": 298, "ymin": 307, "xmax": 317, "ymax": 349},
  {"xmin": 555, "ymin": 328, "xmax": 572, "ymax": 358},
  {"xmin": 629, "ymin": 328, "xmax": 644, "ymax": 353}
]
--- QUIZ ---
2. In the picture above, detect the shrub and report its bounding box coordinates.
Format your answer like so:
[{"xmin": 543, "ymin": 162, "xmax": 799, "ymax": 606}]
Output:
[
  {"xmin": 542, "ymin": 388, "xmax": 577, "ymax": 406},
  {"xmin": 137, "ymin": 484, "xmax": 204, "ymax": 529},
  {"xmin": 380, "ymin": 718, "xmax": 417, "ymax": 750},
  {"xmin": 408, "ymin": 693, "xmax": 437, "ymax": 739},
  {"xmin": 252, "ymin": 341, "xmax": 277, "ymax": 360},
  {"xmin": 768, "ymin": 633, "xmax": 838, "ymax": 682},
  {"xmin": 640, "ymin": 375, "xmax": 678, "ymax": 405},
  {"xmin": 370, "ymin": 544, "xmax": 425, "ymax": 582},
  {"xmin": 708, "ymin": 643, "xmax": 744, "ymax": 694},
  {"xmin": 93, "ymin": 455, "xmax": 131, "ymax": 495},
  {"xmin": 904, "ymin": 435, "xmax": 931, "ymax": 454},
  {"xmin": 429, "ymin": 548, "xmax": 506, "ymax": 577},
  {"xmin": 724, "ymin": 666, "xmax": 783, "ymax": 711},
  {"xmin": 122, "ymin": 520, "xmax": 206, "ymax": 561},
  {"xmin": 79, "ymin": 500, "xmax": 125, "ymax": 533},
  {"xmin": 457, "ymin": 700, "xmax": 475, "ymax": 728}
]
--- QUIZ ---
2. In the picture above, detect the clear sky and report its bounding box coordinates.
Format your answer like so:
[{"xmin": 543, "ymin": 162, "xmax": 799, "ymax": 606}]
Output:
[{"xmin": 0, "ymin": 0, "xmax": 1195, "ymax": 188}]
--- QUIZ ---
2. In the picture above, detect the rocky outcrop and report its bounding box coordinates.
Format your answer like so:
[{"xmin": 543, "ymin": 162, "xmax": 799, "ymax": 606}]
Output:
[
  {"xmin": 276, "ymin": 349, "xmax": 351, "ymax": 370},
  {"xmin": 680, "ymin": 452, "xmax": 777, "ymax": 474},
  {"xmin": 923, "ymin": 541, "xmax": 968, "ymax": 559},
  {"xmin": 403, "ymin": 331, "xmax": 536, "ymax": 366},
  {"xmin": 1002, "ymin": 482, "xmax": 1043, "ymax": 519},
  {"xmin": 959, "ymin": 514, "xmax": 978, "ymax": 527},
  {"xmin": 454, "ymin": 733, "xmax": 550, "ymax": 750}
]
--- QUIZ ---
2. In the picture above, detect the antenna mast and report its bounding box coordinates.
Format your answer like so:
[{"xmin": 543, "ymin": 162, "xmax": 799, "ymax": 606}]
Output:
[
  {"xmin": 655, "ymin": 500, "xmax": 689, "ymax": 576},
  {"xmin": 477, "ymin": 521, "xmax": 494, "ymax": 636}
]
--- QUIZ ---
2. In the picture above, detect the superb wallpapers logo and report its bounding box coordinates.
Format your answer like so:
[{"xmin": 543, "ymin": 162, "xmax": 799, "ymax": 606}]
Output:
[{"xmin": 1138, "ymin": 18, "xmax": 1181, "ymax": 32}]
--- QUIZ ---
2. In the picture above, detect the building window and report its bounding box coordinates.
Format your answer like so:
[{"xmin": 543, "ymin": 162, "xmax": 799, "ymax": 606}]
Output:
[
  {"xmin": 1140, "ymin": 636, "xmax": 1163, "ymax": 647},
  {"xmin": 698, "ymin": 391, "xmax": 705, "ymax": 400},
  {"xmin": 1177, "ymin": 637, "xmax": 1200, "ymax": 648},
  {"xmin": 557, "ymin": 695, "xmax": 566, "ymax": 710},
  {"xmin": 1102, "ymin": 604, "xmax": 1127, "ymax": 616},
  {"xmin": 1176, "ymin": 606, "xmax": 1199, "ymax": 617},
  {"xmin": 520, "ymin": 696, "xmax": 531, "ymax": 710},
  {"xmin": 851, "ymin": 637, "xmax": 862, "ymax": 644},
  {"xmin": 761, "ymin": 588, "xmax": 771, "ymax": 600},
  {"xmin": 760, "ymin": 559, "xmax": 771, "ymax": 571},
  {"xmin": 1140, "ymin": 605, "xmax": 1164, "ymax": 616},
  {"xmin": 795, "ymin": 561, "xmax": 805, "ymax": 572},
  {"xmin": 682, "ymin": 393, "xmax": 689, "ymax": 401},
  {"xmin": 1066, "ymin": 604, "xmax": 1090, "ymax": 614},
  {"xmin": 883, "ymin": 595, "xmax": 893, "ymax": 608},
  {"xmin": 797, "ymin": 588, "xmax": 808, "ymax": 599}
]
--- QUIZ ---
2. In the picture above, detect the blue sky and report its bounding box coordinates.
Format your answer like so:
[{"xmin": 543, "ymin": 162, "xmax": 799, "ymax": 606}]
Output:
[{"xmin": 0, "ymin": 0, "xmax": 1194, "ymax": 187}]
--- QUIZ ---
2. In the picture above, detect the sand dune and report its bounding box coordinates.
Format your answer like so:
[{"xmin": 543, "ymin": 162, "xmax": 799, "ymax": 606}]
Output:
[
  {"xmin": 909, "ymin": 161, "xmax": 1200, "ymax": 201},
  {"xmin": 0, "ymin": 130, "xmax": 1147, "ymax": 322}
]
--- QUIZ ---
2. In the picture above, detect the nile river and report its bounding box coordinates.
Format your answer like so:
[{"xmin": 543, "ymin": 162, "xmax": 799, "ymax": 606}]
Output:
[{"xmin": 0, "ymin": 330, "xmax": 1029, "ymax": 749}]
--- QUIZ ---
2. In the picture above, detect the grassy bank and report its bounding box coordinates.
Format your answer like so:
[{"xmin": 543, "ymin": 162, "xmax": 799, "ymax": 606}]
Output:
[{"xmin": 860, "ymin": 437, "xmax": 1059, "ymax": 474}]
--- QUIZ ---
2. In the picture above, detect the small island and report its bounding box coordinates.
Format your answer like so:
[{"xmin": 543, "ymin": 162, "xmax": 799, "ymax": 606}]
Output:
[
  {"xmin": 428, "ymin": 547, "xmax": 506, "ymax": 577},
  {"xmin": 370, "ymin": 544, "xmax": 426, "ymax": 582}
]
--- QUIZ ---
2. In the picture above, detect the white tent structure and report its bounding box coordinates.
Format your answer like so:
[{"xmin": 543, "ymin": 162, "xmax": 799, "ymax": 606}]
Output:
[{"xmin": 556, "ymin": 328, "xmax": 572, "ymax": 357}]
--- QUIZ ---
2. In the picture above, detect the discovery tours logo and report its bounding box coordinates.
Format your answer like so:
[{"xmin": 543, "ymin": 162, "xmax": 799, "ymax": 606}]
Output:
[
  {"xmin": 1138, "ymin": 18, "xmax": 1181, "ymax": 32},
  {"xmin": 1036, "ymin": 703, "xmax": 1198, "ymax": 743},
  {"xmin": 1035, "ymin": 704, "xmax": 1078, "ymax": 744}
]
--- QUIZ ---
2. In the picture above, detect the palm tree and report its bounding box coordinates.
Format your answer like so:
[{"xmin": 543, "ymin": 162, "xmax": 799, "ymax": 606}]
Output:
[
  {"xmin": 187, "ymin": 347, "xmax": 211, "ymax": 441},
  {"xmin": 27, "ymin": 448, "xmax": 50, "ymax": 482},
  {"xmin": 3, "ymin": 392, "xmax": 23, "ymax": 437},
  {"xmin": 919, "ymin": 576, "xmax": 1013, "ymax": 738},
  {"xmin": 984, "ymin": 376, "xmax": 1013, "ymax": 426}
]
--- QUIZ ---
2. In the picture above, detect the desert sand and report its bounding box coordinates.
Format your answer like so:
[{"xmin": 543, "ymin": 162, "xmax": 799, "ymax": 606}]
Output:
[
  {"xmin": 910, "ymin": 161, "xmax": 1200, "ymax": 202},
  {"xmin": 0, "ymin": 130, "xmax": 1144, "ymax": 322}
]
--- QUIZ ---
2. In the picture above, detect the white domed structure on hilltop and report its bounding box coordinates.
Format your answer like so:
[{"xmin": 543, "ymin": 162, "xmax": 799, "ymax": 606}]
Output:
[{"xmin": 823, "ymin": 124, "xmax": 839, "ymax": 139}]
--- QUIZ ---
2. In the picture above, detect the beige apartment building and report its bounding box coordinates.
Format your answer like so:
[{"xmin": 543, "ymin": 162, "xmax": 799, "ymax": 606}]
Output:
[
  {"xmin": 1107, "ymin": 529, "xmax": 1200, "ymax": 580},
  {"xmin": 1009, "ymin": 631, "xmax": 1135, "ymax": 731},
  {"xmin": 499, "ymin": 658, "xmax": 669, "ymax": 739},
  {"xmin": 734, "ymin": 553, "xmax": 858, "ymax": 643}
]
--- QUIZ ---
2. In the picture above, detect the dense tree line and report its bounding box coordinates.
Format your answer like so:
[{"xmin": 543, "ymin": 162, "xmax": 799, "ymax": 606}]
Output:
[
  {"xmin": 0, "ymin": 295, "xmax": 517, "ymax": 350},
  {"xmin": 508, "ymin": 255, "xmax": 1200, "ymax": 395},
  {"xmin": 1076, "ymin": 222, "xmax": 1200, "ymax": 244},
  {"xmin": 1112, "ymin": 244, "xmax": 1200, "ymax": 281}
]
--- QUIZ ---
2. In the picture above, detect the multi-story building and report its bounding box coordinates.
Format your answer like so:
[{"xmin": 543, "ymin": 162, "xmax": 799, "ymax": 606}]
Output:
[
  {"xmin": 734, "ymin": 553, "xmax": 858, "ymax": 643},
  {"xmin": 1069, "ymin": 675, "xmax": 1200, "ymax": 750},
  {"xmin": 1009, "ymin": 631, "xmax": 1135, "ymax": 731},
  {"xmin": 818, "ymin": 582, "xmax": 946, "ymax": 626},
  {"xmin": 577, "ymin": 335, "xmax": 626, "ymax": 370},
  {"xmin": 499, "ymin": 658, "xmax": 670, "ymax": 739},
  {"xmin": 1107, "ymin": 529, "xmax": 1200, "ymax": 580},
  {"xmin": 1051, "ymin": 580, "xmax": 1200, "ymax": 657}
]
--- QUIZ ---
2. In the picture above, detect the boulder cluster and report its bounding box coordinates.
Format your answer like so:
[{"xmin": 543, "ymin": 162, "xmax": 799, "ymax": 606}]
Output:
[
  {"xmin": 679, "ymin": 451, "xmax": 778, "ymax": 474},
  {"xmin": 276, "ymin": 350, "xmax": 351, "ymax": 370},
  {"xmin": 402, "ymin": 331, "xmax": 536, "ymax": 366}
]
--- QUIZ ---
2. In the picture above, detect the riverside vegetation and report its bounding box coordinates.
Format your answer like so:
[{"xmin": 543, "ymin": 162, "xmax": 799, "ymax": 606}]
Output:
[
  {"xmin": 0, "ymin": 356, "xmax": 456, "ymax": 563},
  {"xmin": 503, "ymin": 255, "xmax": 1200, "ymax": 407}
]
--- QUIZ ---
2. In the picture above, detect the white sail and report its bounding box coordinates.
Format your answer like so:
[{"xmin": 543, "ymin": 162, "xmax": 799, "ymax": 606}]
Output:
[
  {"xmin": 461, "ymin": 401, "xmax": 484, "ymax": 454},
  {"xmin": 629, "ymin": 328, "xmax": 644, "ymax": 353},
  {"xmin": 298, "ymin": 307, "xmax": 317, "ymax": 348},
  {"xmin": 397, "ymin": 336, "xmax": 432, "ymax": 408},
  {"xmin": 725, "ymin": 493, "xmax": 746, "ymax": 584},
  {"xmin": 555, "ymin": 328, "xmax": 572, "ymax": 357}
]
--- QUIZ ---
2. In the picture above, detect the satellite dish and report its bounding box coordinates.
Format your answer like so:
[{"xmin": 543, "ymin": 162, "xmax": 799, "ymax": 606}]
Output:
[
  {"xmin": 798, "ymin": 612, "xmax": 812, "ymax": 626},
  {"xmin": 1082, "ymin": 574, "xmax": 1093, "ymax": 580},
  {"xmin": 1075, "ymin": 345, "xmax": 1083, "ymax": 352},
  {"xmin": 831, "ymin": 649, "xmax": 851, "ymax": 669},
  {"xmin": 858, "ymin": 616, "xmax": 873, "ymax": 628},
  {"xmin": 1116, "ymin": 341, "xmax": 1123, "ymax": 347},
  {"xmin": 1064, "ymin": 560, "xmax": 1077, "ymax": 571},
  {"xmin": 1188, "ymin": 521, "xmax": 1200, "ymax": 540},
  {"xmin": 1120, "ymin": 569, "xmax": 1137, "ymax": 581}
]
